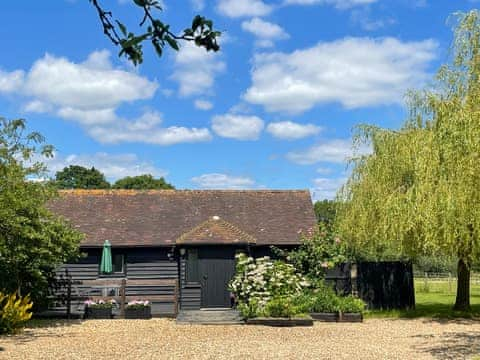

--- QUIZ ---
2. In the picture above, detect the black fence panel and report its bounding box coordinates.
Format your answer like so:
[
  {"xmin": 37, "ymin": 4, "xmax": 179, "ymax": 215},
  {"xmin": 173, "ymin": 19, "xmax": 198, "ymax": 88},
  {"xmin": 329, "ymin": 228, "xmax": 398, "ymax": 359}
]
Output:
[
  {"xmin": 325, "ymin": 261, "xmax": 415, "ymax": 310},
  {"xmin": 356, "ymin": 261, "xmax": 415, "ymax": 310},
  {"xmin": 325, "ymin": 263, "xmax": 352, "ymax": 296}
]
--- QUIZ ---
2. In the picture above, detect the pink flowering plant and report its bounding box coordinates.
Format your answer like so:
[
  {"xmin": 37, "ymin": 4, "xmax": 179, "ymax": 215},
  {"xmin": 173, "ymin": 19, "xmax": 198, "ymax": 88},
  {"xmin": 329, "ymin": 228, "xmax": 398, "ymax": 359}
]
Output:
[
  {"xmin": 273, "ymin": 223, "xmax": 347, "ymax": 280},
  {"xmin": 228, "ymin": 253, "xmax": 310, "ymax": 318},
  {"xmin": 84, "ymin": 298, "xmax": 117, "ymax": 309},
  {"xmin": 126, "ymin": 300, "xmax": 151, "ymax": 309}
]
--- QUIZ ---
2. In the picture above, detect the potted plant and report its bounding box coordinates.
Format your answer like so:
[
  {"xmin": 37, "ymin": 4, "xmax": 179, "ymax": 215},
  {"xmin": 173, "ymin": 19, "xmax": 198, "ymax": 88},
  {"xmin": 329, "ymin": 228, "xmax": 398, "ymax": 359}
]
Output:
[
  {"xmin": 337, "ymin": 296, "xmax": 365, "ymax": 322},
  {"xmin": 84, "ymin": 299, "xmax": 116, "ymax": 319},
  {"xmin": 125, "ymin": 300, "xmax": 152, "ymax": 319}
]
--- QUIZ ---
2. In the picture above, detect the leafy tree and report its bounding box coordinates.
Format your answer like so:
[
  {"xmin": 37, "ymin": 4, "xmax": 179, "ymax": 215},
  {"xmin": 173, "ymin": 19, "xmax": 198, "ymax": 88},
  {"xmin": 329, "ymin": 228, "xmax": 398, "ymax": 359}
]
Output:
[
  {"xmin": 90, "ymin": 0, "xmax": 221, "ymax": 65},
  {"xmin": 314, "ymin": 199, "xmax": 337, "ymax": 225},
  {"xmin": 0, "ymin": 118, "xmax": 83, "ymax": 308},
  {"xmin": 336, "ymin": 11, "xmax": 480, "ymax": 310},
  {"xmin": 55, "ymin": 165, "xmax": 110, "ymax": 189},
  {"xmin": 112, "ymin": 174, "xmax": 174, "ymax": 190},
  {"xmin": 273, "ymin": 224, "xmax": 347, "ymax": 281}
]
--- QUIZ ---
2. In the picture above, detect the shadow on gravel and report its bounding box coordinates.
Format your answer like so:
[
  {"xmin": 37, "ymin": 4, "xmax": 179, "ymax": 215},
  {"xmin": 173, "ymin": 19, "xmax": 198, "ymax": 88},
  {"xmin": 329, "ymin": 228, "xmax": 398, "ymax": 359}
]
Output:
[
  {"xmin": 1, "ymin": 319, "xmax": 83, "ymax": 345},
  {"xmin": 414, "ymin": 330, "xmax": 480, "ymax": 359}
]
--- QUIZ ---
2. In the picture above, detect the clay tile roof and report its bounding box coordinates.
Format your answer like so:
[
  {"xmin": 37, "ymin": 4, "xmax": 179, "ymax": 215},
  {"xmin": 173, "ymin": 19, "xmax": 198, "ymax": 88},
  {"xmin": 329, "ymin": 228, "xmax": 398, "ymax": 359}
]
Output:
[
  {"xmin": 48, "ymin": 190, "xmax": 316, "ymax": 247},
  {"xmin": 176, "ymin": 217, "xmax": 257, "ymax": 245}
]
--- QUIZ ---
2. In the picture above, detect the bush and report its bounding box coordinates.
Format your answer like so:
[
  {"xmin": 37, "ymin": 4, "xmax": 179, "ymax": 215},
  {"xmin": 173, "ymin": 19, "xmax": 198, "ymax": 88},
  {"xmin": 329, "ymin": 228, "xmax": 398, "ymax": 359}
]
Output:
[
  {"xmin": 337, "ymin": 296, "xmax": 365, "ymax": 313},
  {"xmin": 263, "ymin": 297, "xmax": 298, "ymax": 318},
  {"xmin": 0, "ymin": 292, "xmax": 33, "ymax": 334},
  {"xmin": 229, "ymin": 254, "xmax": 310, "ymax": 318},
  {"xmin": 273, "ymin": 223, "xmax": 347, "ymax": 279}
]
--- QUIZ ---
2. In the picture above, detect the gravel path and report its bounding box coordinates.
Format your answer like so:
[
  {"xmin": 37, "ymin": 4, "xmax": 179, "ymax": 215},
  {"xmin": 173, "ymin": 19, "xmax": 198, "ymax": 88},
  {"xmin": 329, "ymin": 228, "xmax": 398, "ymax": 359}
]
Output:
[{"xmin": 1, "ymin": 318, "xmax": 479, "ymax": 360}]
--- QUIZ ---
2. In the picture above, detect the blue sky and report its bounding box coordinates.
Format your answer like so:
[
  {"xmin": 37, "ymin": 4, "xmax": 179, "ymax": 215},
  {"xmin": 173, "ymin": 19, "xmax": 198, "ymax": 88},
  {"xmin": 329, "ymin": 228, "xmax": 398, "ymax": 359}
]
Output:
[{"xmin": 0, "ymin": 0, "xmax": 478, "ymax": 200}]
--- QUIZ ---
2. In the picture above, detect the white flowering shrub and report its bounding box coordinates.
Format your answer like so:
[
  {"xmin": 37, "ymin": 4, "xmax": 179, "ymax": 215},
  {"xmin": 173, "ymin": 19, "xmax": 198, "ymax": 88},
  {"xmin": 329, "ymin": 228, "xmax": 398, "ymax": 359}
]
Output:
[{"xmin": 229, "ymin": 253, "xmax": 310, "ymax": 318}]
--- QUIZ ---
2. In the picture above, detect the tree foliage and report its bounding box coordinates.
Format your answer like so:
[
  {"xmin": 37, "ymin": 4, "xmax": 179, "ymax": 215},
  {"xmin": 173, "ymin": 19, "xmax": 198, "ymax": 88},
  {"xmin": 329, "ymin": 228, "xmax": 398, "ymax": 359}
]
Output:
[
  {"xmin": 336, "ymin": 11, "xmax": 480, "ymax": 310},
  {"xmin": 113, "ymin": 174, "xmax": 174, "ymax": 190},
  {"xmin": 314, "ymin": 199, "xmax": 337, "ymax": 225},
  {"xmin": 0, "ymin": 118, "xmax": 83, "ymax": 308},
  {"xmin": 55, "ymin": 165, "xmax": 110, "ymax": 189},
  {"xmin": 90, "ymin": 0, "xmax": 221, "ymax": 65},
  {"xmin": 274, "ymin": 224, "xmax": 347, "ymax": 281}
]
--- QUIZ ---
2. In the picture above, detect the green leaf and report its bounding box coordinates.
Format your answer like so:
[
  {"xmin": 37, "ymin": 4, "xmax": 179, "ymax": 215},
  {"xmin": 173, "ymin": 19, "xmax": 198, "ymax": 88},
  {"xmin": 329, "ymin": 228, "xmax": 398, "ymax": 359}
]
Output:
[
  {"xmin": 115, "ymin": 21, "xmax": 127, "ymax": 36},
  {"xmin": 165, "ymin": 36, "xmax": 179, "ymax": 51},
  {"xmin": 133, "ymin": 0, "xmax": 147, "ymax": 7},
  {"xmin": 192, "ymin": 15, "xmax": 202, "ymax": 32}
]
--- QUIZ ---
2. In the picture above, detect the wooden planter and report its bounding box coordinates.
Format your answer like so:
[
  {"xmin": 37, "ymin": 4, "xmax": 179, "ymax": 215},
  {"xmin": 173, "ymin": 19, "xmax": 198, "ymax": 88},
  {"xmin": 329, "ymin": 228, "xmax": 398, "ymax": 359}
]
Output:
[
  {"xmin": 246, "ymin": 317, "xmax": 313, "ymax": 327},
  {"xmin": 310, "ymin": 312, "xmax": 339, "ymax": 322},
  {"xmin": 85, "ymin": 307, "xmax": 112, "ymax": 319},
  {"xmin": 125, "ymin": 306, "xmax": 152, "ymax": 319},
  {"xmin": 338, "ymin": 312, "xmax": 363, "ymax": 323}
]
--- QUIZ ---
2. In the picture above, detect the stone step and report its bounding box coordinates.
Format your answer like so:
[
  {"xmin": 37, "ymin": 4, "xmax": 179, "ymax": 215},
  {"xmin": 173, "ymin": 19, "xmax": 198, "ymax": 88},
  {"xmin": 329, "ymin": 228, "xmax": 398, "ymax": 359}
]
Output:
[{"xmin": 176, "ymin": 309, "xmax": 244, "ymax": 325}]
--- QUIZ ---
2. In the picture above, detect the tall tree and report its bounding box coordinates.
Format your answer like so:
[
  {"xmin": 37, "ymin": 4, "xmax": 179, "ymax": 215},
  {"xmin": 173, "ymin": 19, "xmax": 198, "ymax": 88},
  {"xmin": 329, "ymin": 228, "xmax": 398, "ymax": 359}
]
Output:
[
  {"xmin": 314, "ymin": 200, "xmax": 337, "ymax": 225},
  {"xmin": 336, "ymin": 11, "xmax": 480, "ymax": 311},
  {"xmin": 90, "ymin": 0, "xmax": 221, "ymax": 65},
  {"xmin": 113, "ymin": 174, "xmax": 174, "ymax": 190},
  {"xmin": 55, "ymin": 165, "xmax": 110, "ymax": 189},
  {"xmin": 0, "ymin": 118, "xmax": 83, "ymax": 307}
]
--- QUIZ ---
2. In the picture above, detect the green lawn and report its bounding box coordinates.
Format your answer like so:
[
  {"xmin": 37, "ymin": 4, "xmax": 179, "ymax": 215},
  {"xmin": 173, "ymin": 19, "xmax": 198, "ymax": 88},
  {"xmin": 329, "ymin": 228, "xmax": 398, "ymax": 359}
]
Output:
[{"xmin": 365, "ymin": 277, "xmax": 480, "ymax": 319}]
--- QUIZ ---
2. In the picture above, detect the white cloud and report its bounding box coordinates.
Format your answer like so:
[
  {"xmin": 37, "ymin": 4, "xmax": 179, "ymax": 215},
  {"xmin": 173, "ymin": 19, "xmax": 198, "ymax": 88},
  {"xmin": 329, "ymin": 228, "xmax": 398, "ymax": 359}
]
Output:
[
  {"xmin": 266, "ymin": 121, "xmax": 321, "ymax": 140},
  {"xmin": 87, "ymin": 111, "xmax": 212, "ymax": 145},
  {"xmin": 191, "ymin": 173, "xmax": 255, "ymax": 189},
  {"xmin": 23, "ymin": 51, "xmax": 157, "ymax": 110},
  {"xmin": 0, "ymin": 50, "xmax": 211, "ymax": 146},
  {"xmin": 44, "ymin": 152, "xmax": 168, "ymax": 181},
  {"xmin": 351, "ymin": 8, "xmax": 396, "ymax": 31},
  {"xmin": 212, "ymin": 114, "xmax": 264, "ymax": 140},
  {"xmin": 244, "ymin": 37, "xmax": 437, "ymax": 114},
  {"xmin": 194, "ymin": 99, "xmax": 214, "ymax": 110},
  {"xmin": 190, "ymin": 0, "xmax": 205, "ymax": 10},
  {"xmin": 310, "ymin": 177, "xmax": 346, "ymax": 200},
  {"xmin": 0, "ymin": 69, "xmax": 24, "ymax": 92},
  {"xmin": 286, "ymin": 139, "xmax": 356, "ymax": 164},
  {"xmin": 316, "ymin": 167, "xmax": 333, "ymax": 175},
  {"xmin": 284, "ymin": 0, "xmax": 378, "ymax": 9},
  {"xmin": 217, "ymin": 0, "xmax": 273, "ymax": 18},
  {"xmin": 172, "ymin": 42, "xmax": 226, "ymax": 97},
  {"xmin": 241, "ymin": 18, "xmax": 289, "ymax": 47}
]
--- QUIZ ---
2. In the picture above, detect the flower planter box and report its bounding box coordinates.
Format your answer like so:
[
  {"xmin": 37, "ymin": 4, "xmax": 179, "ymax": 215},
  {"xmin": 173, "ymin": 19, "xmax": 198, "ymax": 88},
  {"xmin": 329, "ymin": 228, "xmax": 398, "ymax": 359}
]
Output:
[
  {"xmin": 310, "ymin": 312, "xmax": 339, "ymax": 322},
  {"xmin": 246, "ymin": 317, "xmax": 313, "ymax": 327},
  {"xmin": 84, "ymin": 307, "xmax": 112, "ymax": 319},
  {"xmin": 338, "ymin": 312, "xmax": 363, "ymax": 323},
  {"xmin": 125, "ymin": 306, "xmax": 152, "ymax": 319}
]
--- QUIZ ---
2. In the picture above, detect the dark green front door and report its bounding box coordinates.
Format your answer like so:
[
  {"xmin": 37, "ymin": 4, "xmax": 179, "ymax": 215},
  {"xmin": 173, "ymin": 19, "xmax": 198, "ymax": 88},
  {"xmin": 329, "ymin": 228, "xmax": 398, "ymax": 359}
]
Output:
[{"xmin": 199, "ymin": 247, "xmax": 236, "ymax": 308}]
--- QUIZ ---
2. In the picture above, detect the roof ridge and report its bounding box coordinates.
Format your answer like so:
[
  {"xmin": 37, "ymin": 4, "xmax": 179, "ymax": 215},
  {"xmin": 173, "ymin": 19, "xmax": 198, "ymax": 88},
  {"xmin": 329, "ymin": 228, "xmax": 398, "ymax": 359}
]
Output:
[{"xmin": 58, "ymin": 189, "xmax": 311, "ymax": 195}]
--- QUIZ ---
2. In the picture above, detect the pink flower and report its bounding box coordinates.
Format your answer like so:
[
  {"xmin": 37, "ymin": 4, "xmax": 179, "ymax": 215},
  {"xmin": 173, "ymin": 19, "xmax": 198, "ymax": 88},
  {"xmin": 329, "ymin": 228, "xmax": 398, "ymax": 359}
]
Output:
[{"xmin": 335, "ymin": 236, "xmax": 341, "ymax": 244}]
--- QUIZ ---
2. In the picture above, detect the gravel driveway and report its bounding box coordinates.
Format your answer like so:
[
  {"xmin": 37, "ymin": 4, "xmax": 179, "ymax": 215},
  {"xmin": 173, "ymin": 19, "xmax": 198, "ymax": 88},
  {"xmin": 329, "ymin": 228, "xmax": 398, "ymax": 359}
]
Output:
[{"xmin": 1, "ymin": 318, "xmax": 479, "ymax": 360}]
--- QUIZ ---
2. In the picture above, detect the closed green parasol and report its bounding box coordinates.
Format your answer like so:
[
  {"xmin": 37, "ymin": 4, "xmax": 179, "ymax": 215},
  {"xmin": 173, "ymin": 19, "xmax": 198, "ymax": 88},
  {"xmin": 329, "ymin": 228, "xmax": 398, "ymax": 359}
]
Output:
[{"xmin": 100, "ymin": 240, "xmax": 112, "ymax": 274}]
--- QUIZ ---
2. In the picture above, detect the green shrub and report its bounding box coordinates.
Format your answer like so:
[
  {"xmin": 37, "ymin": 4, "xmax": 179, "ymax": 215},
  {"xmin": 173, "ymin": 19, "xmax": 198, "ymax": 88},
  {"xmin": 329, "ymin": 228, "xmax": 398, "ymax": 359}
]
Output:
[
  {"xmin": 337, "ymin": 296, "xmax": 366, "ymax": 313},
  {"xmin": 0, "ymin": 292, "xmax": 33, "ymax": 334},
  {"xmin": 263, "ymin": 297, "xmax": 298, "ymax": 318},
  {"xmin": 229, "ymin": 254, "xmax": 310, "ymax": 319}
]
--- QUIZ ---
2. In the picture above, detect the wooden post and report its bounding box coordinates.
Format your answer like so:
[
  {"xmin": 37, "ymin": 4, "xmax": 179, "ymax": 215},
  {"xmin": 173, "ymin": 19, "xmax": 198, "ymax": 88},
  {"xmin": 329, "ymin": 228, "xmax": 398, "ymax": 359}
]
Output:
[
  {"xmin": 66, "ymin": 269, "xmax": 71, "ymax": 320},
  {"xmin": 120, "ymin": 279, "xmax": 126, "ymax": 318},
  {"xmin": 174, "ymin": 279, "xmax": 179, "ymax": 316}
]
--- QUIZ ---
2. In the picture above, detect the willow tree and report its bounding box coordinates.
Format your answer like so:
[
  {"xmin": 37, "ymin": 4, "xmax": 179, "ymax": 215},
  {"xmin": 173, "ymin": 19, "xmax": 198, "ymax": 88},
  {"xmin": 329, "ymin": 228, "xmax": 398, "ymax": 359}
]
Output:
[{"xmin": 336, "ymin": 11, "xmax": 480, "ymax": 311}]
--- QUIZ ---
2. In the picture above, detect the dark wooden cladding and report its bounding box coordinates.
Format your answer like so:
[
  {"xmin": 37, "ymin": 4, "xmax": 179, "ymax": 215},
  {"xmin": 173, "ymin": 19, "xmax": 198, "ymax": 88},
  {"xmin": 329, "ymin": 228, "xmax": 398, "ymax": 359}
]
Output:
[
  {"xmin": 179, "ymin": 257, "xmax": 201, "ymax": 309},
  {"xmin": 51, "ymin": 248, "xmax": 180, "ymax": 316}
]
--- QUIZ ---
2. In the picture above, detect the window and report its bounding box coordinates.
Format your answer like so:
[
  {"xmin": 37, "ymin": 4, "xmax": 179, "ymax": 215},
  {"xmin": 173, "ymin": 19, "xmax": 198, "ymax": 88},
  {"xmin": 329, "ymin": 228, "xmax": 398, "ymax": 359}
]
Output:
[
  {"xmin": 186, "ymin": 249, "xmax": 199, "ymax": 282},
  {"xmin": 113, "ymin": 254, "xmax": 125, "ymax": 274}
]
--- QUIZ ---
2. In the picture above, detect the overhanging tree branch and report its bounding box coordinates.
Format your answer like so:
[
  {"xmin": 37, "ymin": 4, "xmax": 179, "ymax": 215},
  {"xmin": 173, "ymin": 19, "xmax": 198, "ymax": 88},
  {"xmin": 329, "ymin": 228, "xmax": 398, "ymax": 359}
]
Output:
[{"xmin": 89, "ymin": 0, "xmax": 221, "ymax": 65}]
